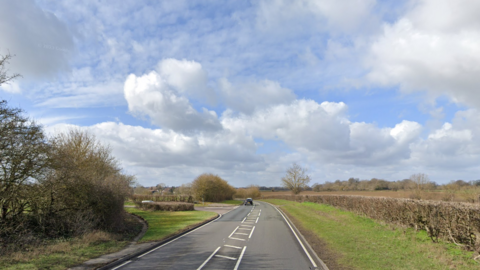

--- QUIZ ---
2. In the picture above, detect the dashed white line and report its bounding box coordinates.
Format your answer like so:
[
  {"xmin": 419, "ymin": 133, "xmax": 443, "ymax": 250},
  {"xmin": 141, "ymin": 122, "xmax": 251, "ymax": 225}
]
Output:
[
  {"xmin": 197, "ymin": 246, "xmax": 221, "ymax": 270},
  {"xmin": 111, "ymin": 260, "xmax": 131, "ymax": 270},
  {"xmin": 255, "ymin": 216, "xmax": 259, "ymax": 223},
  {"xmin": 248, "ymin": 226, "xmax": 255, "ymax": 239},
  {"xmin": 233, "ymin": 246, "xmax": 247, "ymax": 270},
  {"xmin": 224, "ymin": 244, "xmax": 243, "ymax": 250},
  {"xmin": 215, "ymin": 254, "xmax": 237, "ymax": 261},
  {"xmin": 241, "ymin": 217, "xmax": 246, "ymax": 223}
]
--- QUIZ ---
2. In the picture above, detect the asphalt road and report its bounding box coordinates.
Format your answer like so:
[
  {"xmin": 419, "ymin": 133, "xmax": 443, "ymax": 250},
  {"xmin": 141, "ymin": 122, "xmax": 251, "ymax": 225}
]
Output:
[{"xmin": 111, "ymin": 201, "xmax": 320, "ymax": 270}]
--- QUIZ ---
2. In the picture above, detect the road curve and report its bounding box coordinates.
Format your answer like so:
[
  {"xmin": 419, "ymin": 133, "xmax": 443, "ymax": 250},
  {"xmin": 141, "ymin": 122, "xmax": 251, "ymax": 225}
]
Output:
[{"xmin": 110, "ymin": 201, "xmax": 322, "ymax": 270}]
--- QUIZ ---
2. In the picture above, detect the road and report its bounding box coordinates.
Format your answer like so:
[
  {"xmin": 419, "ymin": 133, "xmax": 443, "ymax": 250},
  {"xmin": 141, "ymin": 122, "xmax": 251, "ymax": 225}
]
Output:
[{"xmin": 111, "ymin": 201, "xmax": 321, "ymax": 270}]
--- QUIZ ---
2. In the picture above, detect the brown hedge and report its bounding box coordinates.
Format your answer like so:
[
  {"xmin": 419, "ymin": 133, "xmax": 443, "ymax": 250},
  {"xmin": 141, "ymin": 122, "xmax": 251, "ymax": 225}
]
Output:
[
  {"xmin": 131, "ymin": 194, "xmax": 194, "ymax": 203},
  {"xmin": 135, "ymin": 201, "xmax": 194, "ymax": 211},
  {"xmin": 264, "ymin": 194, "xmax": 480, "ymax": 251}
]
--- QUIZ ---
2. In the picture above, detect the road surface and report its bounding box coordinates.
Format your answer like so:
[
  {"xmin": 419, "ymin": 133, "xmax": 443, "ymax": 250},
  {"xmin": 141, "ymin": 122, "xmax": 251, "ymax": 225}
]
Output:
[{"xmin": 111, "ymin": 201, "xmax": 321, "ymax": 270}]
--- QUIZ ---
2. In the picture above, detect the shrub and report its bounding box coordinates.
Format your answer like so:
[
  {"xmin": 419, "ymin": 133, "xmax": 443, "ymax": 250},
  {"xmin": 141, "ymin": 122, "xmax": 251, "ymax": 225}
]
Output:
[
  {"xmin": 135, "ymin": 202, "xmax": 194, "ymax": 211},
  {"xmin": 191, "ymin": 173, "xmax": 235, "ymax": 202}
]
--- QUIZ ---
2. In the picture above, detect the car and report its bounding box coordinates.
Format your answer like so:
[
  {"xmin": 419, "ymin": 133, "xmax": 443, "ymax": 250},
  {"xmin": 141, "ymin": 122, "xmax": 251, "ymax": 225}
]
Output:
[{"xmin": 244, "ymin": 198, "xmax": 253, "ymax": 205}]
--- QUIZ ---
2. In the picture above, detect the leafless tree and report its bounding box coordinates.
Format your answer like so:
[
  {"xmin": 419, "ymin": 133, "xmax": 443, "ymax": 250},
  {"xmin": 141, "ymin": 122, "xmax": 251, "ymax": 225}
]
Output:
[
  {"xmin": 282, "ymin": 163, "xmax": 311, "ymax": 194},
  {"xmin": 0, "ymin": 53, "xmax": 20, "ymax": 85}
]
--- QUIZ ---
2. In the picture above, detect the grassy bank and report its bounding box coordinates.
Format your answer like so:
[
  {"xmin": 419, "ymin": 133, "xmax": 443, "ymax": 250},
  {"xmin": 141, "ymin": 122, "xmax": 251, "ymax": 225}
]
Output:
[
  {"xmin": 262, "ymin": 199, "xmax": 477, "ymax": 270},
  {"xmin": 0, "ymin": 215, "xmax": 142, "ymax": 270},
  {"xmin": 125, "ymin": 208, "xmax": 217, "ymax": 242}
]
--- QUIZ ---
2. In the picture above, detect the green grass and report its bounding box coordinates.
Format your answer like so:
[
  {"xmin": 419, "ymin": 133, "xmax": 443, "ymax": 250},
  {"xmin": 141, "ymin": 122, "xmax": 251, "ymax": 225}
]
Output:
[
  {"xmin": 125, "ymin": 208, "xmax": 217, "ymax": 242},
  {"xmin": 262, "ymin": 199, "xmax": 477, "ymax": 270},
  {"xmin": 124, "ymin": 201, "xmax": 135, "ymax": 206}
]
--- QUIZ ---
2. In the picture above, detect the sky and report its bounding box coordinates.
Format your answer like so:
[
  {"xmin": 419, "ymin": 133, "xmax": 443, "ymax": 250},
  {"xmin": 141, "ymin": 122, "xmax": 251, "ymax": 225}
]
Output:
[{"xmin": 1, "ymin": 0, "xmax": 480, "ymax": 187}]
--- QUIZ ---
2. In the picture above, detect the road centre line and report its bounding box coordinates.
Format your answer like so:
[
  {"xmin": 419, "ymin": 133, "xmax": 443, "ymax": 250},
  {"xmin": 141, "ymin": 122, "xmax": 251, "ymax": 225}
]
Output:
[
  {"xmin": 234, "ymin": 232, "xmax": 248, "ymax": 235},
  {"xmin": 197, "ymin": 246, "xmax": 221, "ymax": 270},
  {"xmin": 238, "ymin": 228, "xmax": 250, "ymax": 230},
  {"xmin": 233, "ymin": 246, "xmax": 247, "ymax": 270},
  {"xmin": 248, "ymin": 226, "xmax": 255, "ymax": 239},
  {"xmin": 255, "ymin": 217, "xmax": 259, "ymax": 223},
  {"xmin": 241, "ymin": 217, "xmax": 246, "ymax": 223},
  {"xmin": 215, "ymin": 254, "xmax": 237, "ymax": 261},
  {"xmin": 228, "ymin": 226, "xmax": 239, "ymax": 238},
  {"xmin": 240, "ymin": 224, "xmax": 252, "ymax": 227},
  {"xmin": 224, "ymin": 245, "xmax": 243, "ymax": 250}
]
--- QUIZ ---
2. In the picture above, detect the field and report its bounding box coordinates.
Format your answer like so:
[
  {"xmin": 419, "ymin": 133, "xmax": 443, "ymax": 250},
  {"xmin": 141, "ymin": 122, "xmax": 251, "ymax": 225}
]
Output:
[
  {"xmin": 261, "ymin": 190, "xmax": 467, "ymax": 202},
  {"xmin": 263, "ymin": 199, "xmax": 477, "ymax": 269}
]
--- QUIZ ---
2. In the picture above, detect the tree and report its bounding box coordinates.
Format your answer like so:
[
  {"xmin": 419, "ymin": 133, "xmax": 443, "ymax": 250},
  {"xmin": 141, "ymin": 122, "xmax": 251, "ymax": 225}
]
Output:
[
  {"xmin": 0, "ymin": 53, "xmax": 20, "ymax": 85},
  {"xmin": 191, "ymin": 173, "xmax": 235, "ymax": 202},
  {"xmin": 282, "ymin": 163, "xmax": 311, "ymax": 194}
]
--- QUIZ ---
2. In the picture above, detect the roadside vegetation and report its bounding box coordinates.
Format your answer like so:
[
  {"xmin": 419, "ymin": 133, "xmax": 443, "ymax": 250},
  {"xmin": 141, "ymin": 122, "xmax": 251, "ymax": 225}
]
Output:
[
  {"xmin": 125, "ymin": 207, "xmax": 217, "ymax": 242},
  {"xmin": 263, "ymin": 199, "xmax": 477, "ymax": 269}
]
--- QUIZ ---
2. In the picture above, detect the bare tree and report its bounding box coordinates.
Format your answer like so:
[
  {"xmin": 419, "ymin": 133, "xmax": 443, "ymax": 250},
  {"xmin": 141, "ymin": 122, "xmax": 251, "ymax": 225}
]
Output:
[
  {"xmin": 282, "ymin": 163, "xmax": 311, "ymax": 194},
  {"xmin": 0, "ymin": 53, "xmax": 20, "ymax": 85}
]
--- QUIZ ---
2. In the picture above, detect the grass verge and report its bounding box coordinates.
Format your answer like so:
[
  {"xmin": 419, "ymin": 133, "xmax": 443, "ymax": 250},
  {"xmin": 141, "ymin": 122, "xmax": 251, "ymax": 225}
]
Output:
[
  {"xmin": 0, "ymin": 214, "xmax": 142, "ymax": 270},
  {"xmin": 125, "ymin": 208, "xmax": 217, "ymax": 242},
  {"xmin": 262, "ymin": 199, "xmax": 477, "ymax": 270},
  {"xmin": 220, "ymin": 200, "xmax": 243, "ymax": 205}
]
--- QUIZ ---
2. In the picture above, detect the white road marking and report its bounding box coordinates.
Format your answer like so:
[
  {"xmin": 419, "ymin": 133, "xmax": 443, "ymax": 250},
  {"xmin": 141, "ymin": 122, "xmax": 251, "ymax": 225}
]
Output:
[
  {"xmin": 234, "ymin": 232, "xmax": 249, "ymax": 235},
  {"xmin": 241, "ymin": 217, "xmax": 246, "ymax": 223},
  {"xmin": 272, "ymin": 204, "xmax": 318, "ymax": 269},
  {"xmin": 224, "ymin": 244, "xmax": 243, "ymax": 250},
  {"xmin": 228, "ymin": 226, "xmax": 239, "ymax": 238},
  {"xmin": 111, "ymin": 260, "xmax": 131, "ymax": 270},
  {"xmin": 255, "ymin": 216, "xmax": 259, "ymax": 223},
  {"xmin": 137, "ymin": 214, "xmax": 223, "ymax": 258},
  {"xmin": 215, "ymin": 254, "xmax": 237, "ymax": 260},
  {"xmin": 240, "ymin": 224, "xmax": 252, "ymax": 227},
  {"xmin": 229, "ymin": 237, "xmax": 246, "ymax": 241},
  {"xmin": 233, "ymin": 246, "xmax": 247, "ymax": 270},
  {"xmin": 249, "ymin": 226, "xmax": 255, "ymax": 238},
  {"xmin": 238, "ymin": 228, "xmax": 250, "ymax": 230},
  {"xmin": 197, "ymin": 246, "xmax": 221, "ymax": 270}
]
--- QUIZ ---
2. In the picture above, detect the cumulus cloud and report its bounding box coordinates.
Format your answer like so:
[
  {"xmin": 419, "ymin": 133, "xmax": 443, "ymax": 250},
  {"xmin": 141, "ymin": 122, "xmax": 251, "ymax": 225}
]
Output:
[
  {"xmin": 367, "ymin": 0, "xmax": 480, "ymax": 108},
  {"xmin": 124, "ymin": 59, "xmax": 222, "ymax": 133},
  {"xmin": 218, "ymin": 78, "xmax": 296, "ymax": 114},
  {"xmin": 0, "ymin": 0, "xmax": 74, "ymax": 79}
]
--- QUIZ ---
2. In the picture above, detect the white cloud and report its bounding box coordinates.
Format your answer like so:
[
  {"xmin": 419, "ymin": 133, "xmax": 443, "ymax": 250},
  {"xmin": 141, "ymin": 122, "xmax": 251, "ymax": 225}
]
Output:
[
  {"xmin": 218, "ymin": 78, "xmax": 296, "ymax": 114},
  {"xmin": 0, "ymin": 0, "xmax": 74, "ymax": 78},
  {"xmin": 124, "ymin": 61, "xmax": 222, "ymax": 133},
  {"xmin": 367, "ymin": 0, "xmax": 480, "ymax": 108}
]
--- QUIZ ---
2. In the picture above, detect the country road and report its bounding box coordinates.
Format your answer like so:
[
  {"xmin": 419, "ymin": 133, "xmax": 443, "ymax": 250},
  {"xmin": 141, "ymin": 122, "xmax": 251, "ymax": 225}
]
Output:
[{"xmin": 110, "ymin": 201, "xmax": 324, "ymax": 270}]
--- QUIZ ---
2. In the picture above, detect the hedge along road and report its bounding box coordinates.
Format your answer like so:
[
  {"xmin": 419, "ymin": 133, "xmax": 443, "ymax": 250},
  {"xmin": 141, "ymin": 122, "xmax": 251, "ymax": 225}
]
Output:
[{"xmin": 109, "ymin": 201, "xmax": 325, "ymax": 270}]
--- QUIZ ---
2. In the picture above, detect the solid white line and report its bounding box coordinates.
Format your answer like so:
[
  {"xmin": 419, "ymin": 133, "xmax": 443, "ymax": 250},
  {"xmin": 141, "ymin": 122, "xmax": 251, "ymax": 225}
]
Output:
[
  {"xmin": 111, "ymin": 260, "xmax": 131, "ymax": 270},
  {"xmin": 224, "ymin": 244, "xmax": 243, "ymax": 250},
  {"xmin": 197, "ymin": 246, "xmax": 221, "ymax": 270},
  {"xmin": 138, "ymin": 214, "xmax": 223, "ymax": 258},
  {"xmin": 255, "ymin": 216, "xmax": 259, "ymax": 223},
  {"xmin": 233, "ymin": 246, "xmax": 247, "ymax": 270},
  {"xmin": 228, "ymin": 226, "xmax": 239, "ymax": 238},
  {"xmin": 215, "ymin": 254, "xmax": 237, "ymax": 261},
  {"xmin": 234, "ymin": 232, "xmax": 248, "ymax": 235},
  {"xmin": 229, "ymin": 237, "xmax": 246, "ymax": 241},
  {"xmin": 273, "ymin": 205, "xmax": 318, "ymax": 268},
  {"xmin": 248, "ymin": 226, "xmax": 255, "ymax": 238}
]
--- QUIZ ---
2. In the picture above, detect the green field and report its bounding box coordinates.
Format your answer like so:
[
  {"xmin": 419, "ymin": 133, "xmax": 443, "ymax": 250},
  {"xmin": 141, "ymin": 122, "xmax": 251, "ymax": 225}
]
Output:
[
  {"xmin": 262, "ymin": 199, "xmax": 477, "ymax": 270},
  {"xmin": 125, "ymin": 208, "xmax": 217, "ymax": 242}
]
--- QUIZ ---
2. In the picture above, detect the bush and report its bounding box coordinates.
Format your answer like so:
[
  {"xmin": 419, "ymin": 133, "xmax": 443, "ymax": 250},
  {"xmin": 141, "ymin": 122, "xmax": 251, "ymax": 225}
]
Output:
[
  {"xmin": 266, "ymin": 194, "xmax": 480, "ymax": 251},
  {"xmin": 191, "ymin": 173, "xmax": 235, "ymax": 202},
  {"xmin": 135, "ymin": 202, "xmax": 194, "ymax": 211},
  {"xmin": 131, "ymin": 194, "xmax": 193, "ymax": 203},
  {"xmin": 235, "ymin": 185, "xmax": 261, "ymax": 199}
]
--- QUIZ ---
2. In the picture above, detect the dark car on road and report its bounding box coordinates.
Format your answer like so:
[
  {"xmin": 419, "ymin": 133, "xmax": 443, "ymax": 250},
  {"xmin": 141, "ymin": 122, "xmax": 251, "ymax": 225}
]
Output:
[{"xmin": 244, "ymin": 198, "xmax": 253, "ymax": 205}]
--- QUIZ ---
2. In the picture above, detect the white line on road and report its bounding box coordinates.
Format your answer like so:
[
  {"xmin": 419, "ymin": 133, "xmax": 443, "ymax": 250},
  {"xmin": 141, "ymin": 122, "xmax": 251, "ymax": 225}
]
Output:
[
  {"xmin": 233, "ymin": 246, "xmax": 247, "ymax": 270},
  {"xmin": 241, "ymin": 217, "xmax": 246, "ymax": 223},
  {"xmin": 234, "ymin": 232, "xmax": 249, "ymax": 235},
  {"xmin": 238, "ymin": 228, "xmax": 250, "ymax": 230},
  {"xmin": 111, "ymin": 260, "xmax": 131, "ymax": 270},
  {"xmin": 215, "ymin": 254, "xmax": 237, "ymax": 260},
  {"xmin": 197, "ymin": 246, "xmax": 221, "ymax": 270},
  {"xmin": 255, "ymin": 216, "xmax": 259, "ymax": 223},
  {"xmin": 248, "ymin": 226, "xmax": 255, "ymax": 239},
  {"xmin": 224, "ymin": 245, "xmax": 243, "ymax": 250},
  {"xmin": 229, "ymin": 237, "xmax": 246, "ymax": 241},
  {"xmin": 240, "ymin": 224, "xmax": 252, "ymax": 227},
  {"xmin": 228, "ymin": 226, "xmax": 239, "ymax": 238}
]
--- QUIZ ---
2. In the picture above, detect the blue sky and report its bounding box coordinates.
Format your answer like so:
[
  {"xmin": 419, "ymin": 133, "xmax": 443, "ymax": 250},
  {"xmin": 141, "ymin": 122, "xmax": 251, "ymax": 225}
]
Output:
[{"xmin": 2, "ymin": 0, "xmax": 480, "ymax": 187}]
